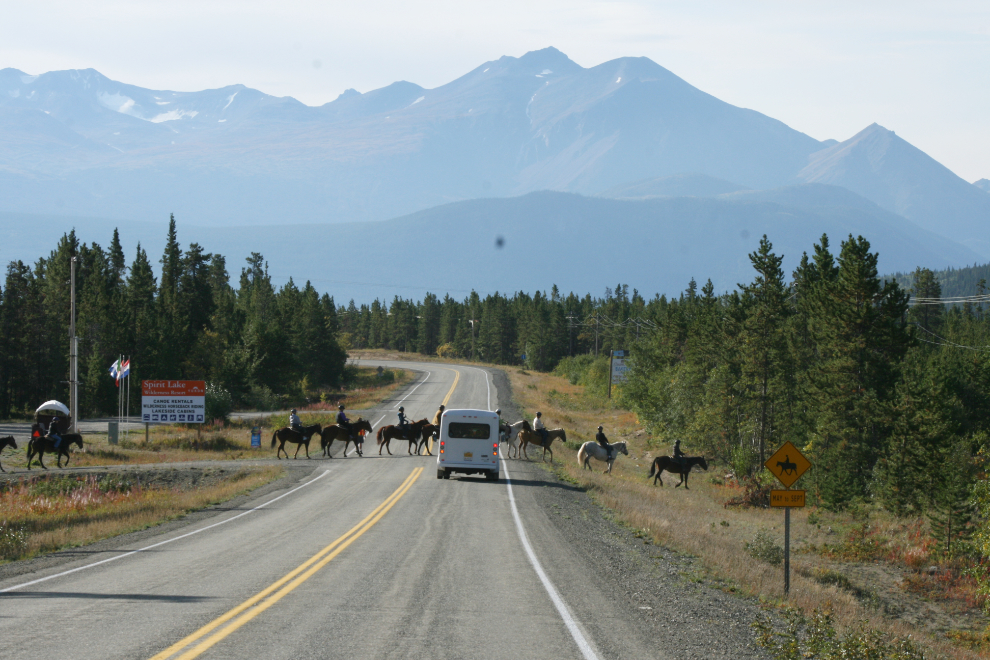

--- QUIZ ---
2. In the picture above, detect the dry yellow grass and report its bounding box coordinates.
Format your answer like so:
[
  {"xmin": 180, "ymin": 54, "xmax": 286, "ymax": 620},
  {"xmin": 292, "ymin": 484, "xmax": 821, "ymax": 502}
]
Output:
[
  {"xmin": 1, "ymin": 466, "xmax": 283, "ymax": 562},
  {"xmin": 506, "ymin": 365, "xmax": 980, "ymax": 659}
]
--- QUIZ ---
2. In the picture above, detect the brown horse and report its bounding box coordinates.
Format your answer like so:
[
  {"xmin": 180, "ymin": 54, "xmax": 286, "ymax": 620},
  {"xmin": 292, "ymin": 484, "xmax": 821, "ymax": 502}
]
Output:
[
  {"xmin": 26, "ymin": 434, "xmax": 83, "ymax": 469},
  {"xmin": 0, "ymin": 436, "xmax": 17, "ymax": 472},
  {"xmin": 320, "ymin": 418, "xmax": 373, "ymax": 457},
  {"xmin": 376, "ymin": 419, "xmax": 429, "ymax": 455},
  {"xmin": 417, "ymin": 424, "xmax": 437, "ymax": 456},
  {"xmin": 271, "ymin": 424, "xmax": 322, "ymax": 459},
  {"xmin": 518, "ymin": 427, "xmax": 567, "ymax": 463},
  {"xmin": 647, "ymin": 455, "xmax": 709, "ymax": 488}
]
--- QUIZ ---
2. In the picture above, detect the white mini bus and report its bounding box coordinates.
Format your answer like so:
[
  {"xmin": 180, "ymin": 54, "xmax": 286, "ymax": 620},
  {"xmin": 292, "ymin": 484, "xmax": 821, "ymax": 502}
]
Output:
[{"xmin": 436, "ymin": 409, "xmax": 500, "ymax": 481}]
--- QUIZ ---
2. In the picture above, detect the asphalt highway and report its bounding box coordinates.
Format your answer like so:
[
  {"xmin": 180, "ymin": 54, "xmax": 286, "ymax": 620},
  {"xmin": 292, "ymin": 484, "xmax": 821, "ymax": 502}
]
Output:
[{"xmin": 0, "ymin": 362, "xmax": 665, "ymax": 659}]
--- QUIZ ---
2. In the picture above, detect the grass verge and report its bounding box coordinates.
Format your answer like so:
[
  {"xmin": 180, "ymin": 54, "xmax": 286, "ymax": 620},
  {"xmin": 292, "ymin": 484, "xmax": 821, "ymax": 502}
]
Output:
[
  {"xmin": 505, "ymin": 365, "xmax": 981, "ymax": 659},
  {"xmin": 0, "ymin": 466, "xmax": 283, "ymax": 562}
]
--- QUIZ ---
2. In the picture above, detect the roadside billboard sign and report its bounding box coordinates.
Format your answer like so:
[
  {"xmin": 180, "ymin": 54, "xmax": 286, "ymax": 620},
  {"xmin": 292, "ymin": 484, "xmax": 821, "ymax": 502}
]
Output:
[
  {"xmin": 251, "ymin": 426, "xmax": 262, "ymax": 448},
  {"xmin": 610, "ymin": 350, "xmax": 630, "ymax": 384},
  {"xmin": 142, "ymin": 380, "xmax": 206, "ymax": 424}
]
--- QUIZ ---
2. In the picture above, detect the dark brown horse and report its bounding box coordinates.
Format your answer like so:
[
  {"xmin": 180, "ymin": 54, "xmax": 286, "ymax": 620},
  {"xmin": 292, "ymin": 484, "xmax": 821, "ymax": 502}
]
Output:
[
  {"xmin": 648, "ymin": 455, "xmax": 709, "ymax": 488},
  {"xmin": 376, "ymin": 419, "xmax": 429, "ymax": 455},
  {"xmin": 417, "ymin": 423, "xmax": 438, "ymax": 456},
  {"xmin": 271, "ymin": 424, "xmax": 322, "ymax": 459},
  {"xmin": 517, "ymin": 427, "xmax": 566, "ymax": 463},
  {"xmin": 320, "ymin": 418, "xmax": 374, "ymax": 457},
  {"xmin": 0, "ymin": 436, "xmax": 17, "ymax": 472},
  {"xmin": 26, "ymin": 434, "xmax": 83, "ymax": 469}
]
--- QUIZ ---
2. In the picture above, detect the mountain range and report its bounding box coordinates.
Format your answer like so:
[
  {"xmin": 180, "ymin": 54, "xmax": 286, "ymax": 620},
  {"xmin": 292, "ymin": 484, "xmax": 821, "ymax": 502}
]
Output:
[{"xmin": 1, "ymin": 47, "xmax": 987, "ymax": 299}]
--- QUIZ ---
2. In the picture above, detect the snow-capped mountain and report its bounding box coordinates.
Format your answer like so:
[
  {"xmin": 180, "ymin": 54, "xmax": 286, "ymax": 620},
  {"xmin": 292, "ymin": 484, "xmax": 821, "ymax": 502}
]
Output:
[{"xmin": 0, "ymin": 48, "xmax": 987, "ymax": 262}]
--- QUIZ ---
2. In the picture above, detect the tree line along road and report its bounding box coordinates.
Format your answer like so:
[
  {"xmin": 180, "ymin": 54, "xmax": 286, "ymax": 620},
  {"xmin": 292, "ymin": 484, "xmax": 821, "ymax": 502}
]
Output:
[{"xmin": 0, "ymin": 360, "xmax": 762, "ymax": 659}]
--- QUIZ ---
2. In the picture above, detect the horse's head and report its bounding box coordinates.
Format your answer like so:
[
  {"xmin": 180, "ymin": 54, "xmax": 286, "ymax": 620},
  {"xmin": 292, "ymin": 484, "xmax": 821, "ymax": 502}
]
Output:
[
  {"xmin": 356, "ymin": 419, "xmax": 373, "ymax": 432},
  {"xmin": 72, "ymin": 436, "xmax": 84, "ymax": 449},
  {"xmin": 0, "ymin": 436, "xmax": 15, "ymax": 449},
  {"xmin": 618, "ymin": 442, "xmax": 629, "ymax": 456},
  {"xmin": 698, "ymin": 456, "xmax": 708, "ymax": 471}
]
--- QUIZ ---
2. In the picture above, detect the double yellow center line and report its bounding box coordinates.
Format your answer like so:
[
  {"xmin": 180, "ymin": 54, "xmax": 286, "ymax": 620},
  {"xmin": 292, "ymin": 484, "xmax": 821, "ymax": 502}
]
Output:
[{"xmin": 151, "ymin": 467, "xmax": 424, "ymax": 660}]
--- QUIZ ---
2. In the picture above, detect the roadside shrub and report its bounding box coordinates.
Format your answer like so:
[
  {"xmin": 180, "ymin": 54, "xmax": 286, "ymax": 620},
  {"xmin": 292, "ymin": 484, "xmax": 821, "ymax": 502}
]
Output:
[
  {"xmin": 753, "ymin": 607, "xmax": 926, "ymax": 659},
  {"xmin": 731, "ymin": 444, "xmax": 759, "ymax": 478},
  {"xmin": 746, "ymin": 529, "xmax": 784, "ymax": 566},
  {"xmin": 205, "ymin": 383, "xmax": 233, "ymax": 423},
  {"xmin": 97, "ymin": 475, "xmax": 133, "ymax": 493},
  {"xmin": 0, "ymin": 522, "xmax": 27, "ymax": 560},
  {"xmin": 29, "ymin": 475, "xmax": 80, "ymax": 498},
  {"xmin": 247, "ymin": 385, "xmax": 282, "ymax": 412},
  {"xmin": 436, "ymin": 343, "xmax": 458, "ymax": 359},
  {"xmin": 725, "ymin": 477, "xmax": 771, "ymax": 509}
]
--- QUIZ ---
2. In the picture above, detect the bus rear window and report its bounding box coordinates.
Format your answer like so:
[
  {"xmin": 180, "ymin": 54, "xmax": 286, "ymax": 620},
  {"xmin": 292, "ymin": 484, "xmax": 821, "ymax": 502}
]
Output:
[{"xmin": 447, "ymin": 422, "xmax": 491, "ymax": 439}]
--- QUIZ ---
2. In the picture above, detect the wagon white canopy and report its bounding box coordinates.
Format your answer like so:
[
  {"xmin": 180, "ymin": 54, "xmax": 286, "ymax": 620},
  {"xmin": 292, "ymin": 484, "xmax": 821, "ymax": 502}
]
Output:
[{"xmin": 36, "ymin": 400, "xmax": 70, "ymax": 416}]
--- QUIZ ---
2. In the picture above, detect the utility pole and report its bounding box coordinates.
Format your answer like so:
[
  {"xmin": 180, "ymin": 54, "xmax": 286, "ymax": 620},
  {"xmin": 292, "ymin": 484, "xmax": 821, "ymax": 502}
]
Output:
[
  {"xmin": 565, "ymin": 315, "xmax": 576, "ymax": 357},
  {"xmin": 469, "ymin": 319, "xmax": 478, "ymax": 360},
  {"xmin": 594, "ymin": 314, "xmax": 600, "ymax": 357},
  {"xmin": 69, "ymin": 257, "xmax": 78, "ymax": 433}
]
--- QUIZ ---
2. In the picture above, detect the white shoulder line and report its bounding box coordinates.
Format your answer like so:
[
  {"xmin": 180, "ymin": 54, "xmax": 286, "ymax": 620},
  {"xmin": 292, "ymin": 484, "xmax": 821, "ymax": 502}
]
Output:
[
  {"xmin": 501, "ymin": 457, "xmax": 600, "ymax": 660},
  {"xmin": 0, "ymin": 469, "xmax": 331, "ymax": 593}
]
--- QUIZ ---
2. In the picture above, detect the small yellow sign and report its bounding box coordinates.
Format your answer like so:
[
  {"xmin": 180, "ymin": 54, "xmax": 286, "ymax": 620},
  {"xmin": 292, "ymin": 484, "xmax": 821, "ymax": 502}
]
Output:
[
  {"xmin": 770, "ymin": 490, "xmax": 806, "ymax": 508},
  {"xmin": 765, "ymin": 441, "xmax": 811, "ymax": 488}
]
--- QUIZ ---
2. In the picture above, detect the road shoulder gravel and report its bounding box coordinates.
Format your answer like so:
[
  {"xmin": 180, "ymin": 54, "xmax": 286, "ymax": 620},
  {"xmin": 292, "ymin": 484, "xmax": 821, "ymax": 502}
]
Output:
[{"xmin": 489, "ymin": 367, "xmax": 766, "ymax": 659}]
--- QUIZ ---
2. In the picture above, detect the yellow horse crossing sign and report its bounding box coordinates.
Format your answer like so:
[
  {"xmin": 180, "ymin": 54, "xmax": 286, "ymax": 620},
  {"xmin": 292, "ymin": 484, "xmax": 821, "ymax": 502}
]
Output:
[{"xmin": 765, "ymin": 441, "xmax": 811, "ymax": 488}]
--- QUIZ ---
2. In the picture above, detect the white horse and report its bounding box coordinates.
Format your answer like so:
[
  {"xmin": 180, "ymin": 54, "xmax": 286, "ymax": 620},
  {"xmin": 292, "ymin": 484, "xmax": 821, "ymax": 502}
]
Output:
[
  {"xmin": 577, "ymin": 441, "xmax": 628, "ymax": 474},
  {"xmin": 500, "ymin": 420, "xmax": 528, "ymax": 459}
]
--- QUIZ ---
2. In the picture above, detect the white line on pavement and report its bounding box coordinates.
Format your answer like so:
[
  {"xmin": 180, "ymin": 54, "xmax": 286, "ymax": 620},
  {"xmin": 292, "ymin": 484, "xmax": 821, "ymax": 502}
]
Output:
[
  {"xmin": 0, "ymin": 469, "xmax": 331, "ymax": 594},
  {"xmin": 468, "ymin": 362, "xmax": 597, "ymax": 660},
  {"xmin": 501, "ymin": 458, "xmax": 600, "ymax": 660}
]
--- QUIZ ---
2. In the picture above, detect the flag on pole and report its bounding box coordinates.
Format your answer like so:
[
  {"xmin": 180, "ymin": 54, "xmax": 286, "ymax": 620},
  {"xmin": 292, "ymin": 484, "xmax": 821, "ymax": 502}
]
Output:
[
  {"xmin": 120, "ymin": 359, "xmax": 131, "ymax": 379},
  {"xmin": 109, "ymin": 359, "xmax": 120, "ymax": 382}
]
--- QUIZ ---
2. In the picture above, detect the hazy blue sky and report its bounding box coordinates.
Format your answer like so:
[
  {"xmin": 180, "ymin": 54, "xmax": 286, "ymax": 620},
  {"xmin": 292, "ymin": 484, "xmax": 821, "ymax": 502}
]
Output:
[{"xmin": 4, "ymin": 1, "xmax": 988, "ymax": 181}]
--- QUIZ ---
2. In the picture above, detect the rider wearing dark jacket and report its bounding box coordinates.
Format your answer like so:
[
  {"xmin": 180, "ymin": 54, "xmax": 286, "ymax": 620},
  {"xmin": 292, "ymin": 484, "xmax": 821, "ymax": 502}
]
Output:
[
  {"xmin": 673, "ymin": 439, "xmax": 685, "ymax": 467},
  {"xmin": 336, "ymin": 404, "xmax": 352, "ymax": 435},
  {"xmin": 595, "ymin": 425, "xmax": 612, "ymax": 461},
  {"xmin": 47, "ymin": 416, "xmax": 63, "ymax": 450},
  {"xmin": 398, "ymin": 407, "xmax": 410, "ymax": 436}
]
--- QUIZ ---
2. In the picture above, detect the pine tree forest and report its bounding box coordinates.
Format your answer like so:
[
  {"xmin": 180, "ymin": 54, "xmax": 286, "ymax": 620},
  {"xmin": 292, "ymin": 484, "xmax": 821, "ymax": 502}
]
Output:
[{"xmin": 4, "ymin": 222, "xmax": 990, "ymax": 515}]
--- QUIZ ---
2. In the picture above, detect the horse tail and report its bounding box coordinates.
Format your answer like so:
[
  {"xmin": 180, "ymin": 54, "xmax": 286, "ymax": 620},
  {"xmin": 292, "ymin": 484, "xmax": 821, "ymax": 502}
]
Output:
[
  {"xmin": 271, "ymin": 430, "xmax": 278, "ymax": 449},
  {"xmin": 577, "ymin": 444, "xmax": 587, "ymax": 467},
  {"xmin": 376, "ymin": 427, "xmax": 385, "ymax": 444},
  {"xmin": 648, "ymin": 457, "xmax": 658, "ymax": 478}
]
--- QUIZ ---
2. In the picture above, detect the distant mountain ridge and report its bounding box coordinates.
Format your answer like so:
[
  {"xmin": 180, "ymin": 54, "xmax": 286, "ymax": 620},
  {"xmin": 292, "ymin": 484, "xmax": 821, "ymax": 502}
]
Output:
[
  {"xmin": 0, "ymin": 47, "xmax": 987, "ymax": 267},
  {"xmin": 2, "ymin": 186, "xmax": 979, "ymax": 304}
]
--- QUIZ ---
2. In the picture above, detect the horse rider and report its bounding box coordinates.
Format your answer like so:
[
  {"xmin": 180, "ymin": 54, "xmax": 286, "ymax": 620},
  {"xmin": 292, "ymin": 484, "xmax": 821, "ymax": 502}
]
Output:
[
  {"xmin": 496, "ymin": 408, "xmax": 507, "ymax": 442},
  {"xmin": 533, "ymin": 411, "xmax": 548, "ymax": 444},
  {"xmin": 47, "ymin": 415, "xmax": 63, "ymax": 450},
  {"xmin": 398, "ymin": 406, "xmax": 411, "ymax": 437},
  {"xmin": 336, "ymin": 404, "xmax": 352, "ymax": 436},
  {"xmin": 432, "ymin": 404, "xmax": 445, "ymax": 427},
  {"xmin": 596, "ymin": 425, "xmax": 613, "ymax": 462},
  {"xmin": 289, "ymin": 408, "xmax": 302, "ymax": 434},
  {"xmin": 672, "ymin": 438, "xmax": 686, "ymax": 469}
]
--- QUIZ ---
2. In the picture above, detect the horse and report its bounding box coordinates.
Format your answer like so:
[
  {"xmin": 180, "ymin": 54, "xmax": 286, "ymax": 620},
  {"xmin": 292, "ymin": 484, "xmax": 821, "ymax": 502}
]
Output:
[
  {"xmin": 517, "ymin": 427, "xmax": 567, "ymax": 463},
  {"xmin": 271, "ymin": 424, "xmax": 322, "ymax": 459},
  {"xmin": 500, "ymin": 420, "xmax": 528, "ymax": 459},
  {"xmin": 0, "ymin": 436, "xmax": 17, "ymax": 472},
  {"xmin": 577, "ymin": 441, "xmax": 629, "ymax": 474},
  {"xmin": 26, "ymin": 434, "xmax": 83, "ymax": 469},
  {"xmin": 417, "ymin": 424, "xmax": 437, "ymax": 456},
  {"xmin": 647, "ymin": 455, "xmax": 709, "ymax": 488},
  {"xmin": 376, "ymin": 419, "xmax": 429, "ymax": 455},
  {"xmin": 319, "ymin": 419, "xmax": 373, "ymax": 457}
]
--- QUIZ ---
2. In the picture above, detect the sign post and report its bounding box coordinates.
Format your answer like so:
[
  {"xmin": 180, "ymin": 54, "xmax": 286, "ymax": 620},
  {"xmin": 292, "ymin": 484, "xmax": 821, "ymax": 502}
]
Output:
[
  {"xmin": 251, "ymin": 426, "xmax": 262, "ymax": 449},
  {"xmin": 608, "ymin": 350, "xmax": 629, "ymax": 398},
  {"xmin": 764, "ymin": 441, "xmax": 811, "ymax": 596}
]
